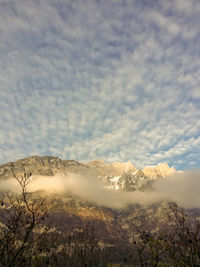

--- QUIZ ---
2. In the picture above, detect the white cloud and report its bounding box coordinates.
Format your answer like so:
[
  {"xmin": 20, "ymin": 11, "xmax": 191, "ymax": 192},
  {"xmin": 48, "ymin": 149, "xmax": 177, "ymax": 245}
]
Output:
[
  {"xmin": 0, "ymin": 0, "xmax": 199, "ymax": 170},
  {"xmin": 148, "ymin": 10, "xmax": 180, "ymax": 35}
]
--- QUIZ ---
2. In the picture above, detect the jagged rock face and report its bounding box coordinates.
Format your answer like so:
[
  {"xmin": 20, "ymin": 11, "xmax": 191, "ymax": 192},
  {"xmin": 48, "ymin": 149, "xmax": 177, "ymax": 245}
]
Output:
[
  {"xmin": 85, "ymin": 160, "xmax": 147, "ymax": 191},
  {"xmin": 143, "ymin": 163, "xmax": 176, "ymax": 179},
  {"xmin": 85, "ymin": 160, "xmax": 136, "ymax": 176},
  {"xmin": 118, "ymin": 173, "xmax": 137, "ymax": 191},
  {"xmin": 107, "ymin": 170, "xmax": 148, "ymax": 191},
  {"xmin": 85, "ymin": 160, "xmax": 175, "ymax": 191}
]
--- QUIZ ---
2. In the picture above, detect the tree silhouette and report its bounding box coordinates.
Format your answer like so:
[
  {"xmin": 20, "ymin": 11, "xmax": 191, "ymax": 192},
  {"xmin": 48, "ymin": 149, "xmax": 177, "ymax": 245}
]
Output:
[{"xmin": 0, "ymin": 168, "xmax": 47, "ymax": 267}]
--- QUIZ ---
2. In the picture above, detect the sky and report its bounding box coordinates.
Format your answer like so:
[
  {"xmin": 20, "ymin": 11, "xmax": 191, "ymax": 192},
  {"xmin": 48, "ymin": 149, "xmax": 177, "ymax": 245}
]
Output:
[{"xmin": 0, "ymin": 0, "xmax": 200, "ymax": 170}]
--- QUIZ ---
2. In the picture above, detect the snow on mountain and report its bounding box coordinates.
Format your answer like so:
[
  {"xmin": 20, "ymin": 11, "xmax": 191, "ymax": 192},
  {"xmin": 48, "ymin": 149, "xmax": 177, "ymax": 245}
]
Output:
[{"xmin": 86, "ymin": 160, "xmax": 176, "ymax": 191}]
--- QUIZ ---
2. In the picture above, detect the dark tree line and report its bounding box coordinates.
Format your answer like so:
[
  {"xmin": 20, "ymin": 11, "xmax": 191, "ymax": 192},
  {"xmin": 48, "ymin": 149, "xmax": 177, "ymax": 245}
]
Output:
[{"xmin": 123, "ymin": 202, "xmax": 200, "ymax": 266}]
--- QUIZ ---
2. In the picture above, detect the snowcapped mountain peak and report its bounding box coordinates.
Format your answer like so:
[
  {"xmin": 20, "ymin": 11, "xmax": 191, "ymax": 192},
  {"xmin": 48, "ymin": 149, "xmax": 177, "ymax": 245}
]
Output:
[
  {"xmin": 0, "ymin": 156, "xmax": 176, "ymax": 193},
  {"xmin": 84, "ymin": 160, "xmax": 176, "ymax": 190}
]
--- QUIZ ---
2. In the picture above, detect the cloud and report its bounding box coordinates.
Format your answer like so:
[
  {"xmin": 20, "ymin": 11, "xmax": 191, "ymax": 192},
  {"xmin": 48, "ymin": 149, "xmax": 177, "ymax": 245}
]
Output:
[
  {"xmin": 1, "ymin": 170, "xmax": 200, "ymax": 209},
  {"xmin": 146, "ymin": 10, "xmax": 180, "ymax": 35},
  {"xmin": 0, "ymin": 0, "xmax": 199, "ymax": 170},
  {"xmin": 154, "ymin": 170, "xmax": 200, "ymax": 208}
]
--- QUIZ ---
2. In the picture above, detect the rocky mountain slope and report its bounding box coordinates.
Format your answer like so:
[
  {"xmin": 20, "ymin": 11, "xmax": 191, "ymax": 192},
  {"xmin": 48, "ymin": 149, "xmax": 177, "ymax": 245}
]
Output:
[
  {"xmin": 0, "ymin": 155, "xmax": 176, "ymax": 192},
  {"xmin": 0, "ymin": 155, "xmax": 178, "ymax": 223},
  {"xmin": 0, "ymin": 156, "xmax": 86, "ymax": 178},
  {"xmin": 0, "ymin": 156, "xmax": 199, "ymax": 266}
]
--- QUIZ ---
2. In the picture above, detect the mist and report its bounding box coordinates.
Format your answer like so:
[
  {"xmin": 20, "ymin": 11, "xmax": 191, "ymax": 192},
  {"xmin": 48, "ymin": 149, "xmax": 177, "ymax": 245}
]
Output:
[
  {"xmin": 0, "ymin": 171, "xmax": 200, "ymax": 209},
  {"xmin": 154, "ymin": 170, "xmax": 200, "ymax": 209}
]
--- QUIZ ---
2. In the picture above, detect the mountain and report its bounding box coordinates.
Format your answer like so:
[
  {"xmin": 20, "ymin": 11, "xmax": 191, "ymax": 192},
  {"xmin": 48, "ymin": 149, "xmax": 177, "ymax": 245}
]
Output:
[
  {"xmin": 143, "ymin": 162, "xmax": 176, "ymax": 179},
  {"xmin": 0, "ymin": 155, "xmax": 86, "ymax": 179},
  {"xmin": 85, "ymin": 160, "xmax": 137, "ymax": 176},
  {"xmin": 0, "ymin": 155, "xmax": 175, "ymax": 179},
  {"xmin": 0, "ymin": 156, "xmax": 176, "ymax": 192},
  {"xmin": 1, "ymin": 156, "xmax": 199, "ymax": 266},
  {"xmin": 0, "ymin": 155, "xmax": 179, "ymax": 226},
  {"xmin": 0, "ymin": 155, "xmax": 179, "ymax": 230}
]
